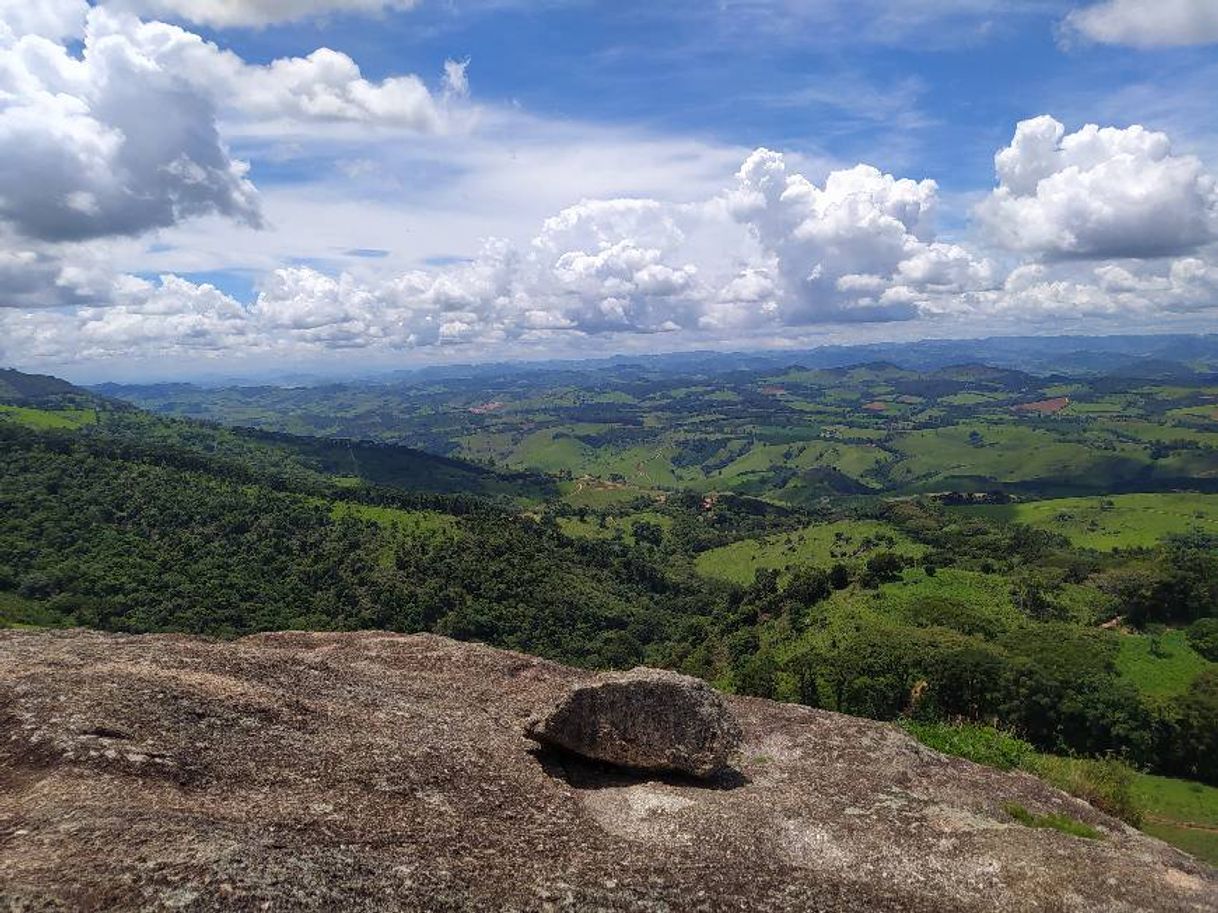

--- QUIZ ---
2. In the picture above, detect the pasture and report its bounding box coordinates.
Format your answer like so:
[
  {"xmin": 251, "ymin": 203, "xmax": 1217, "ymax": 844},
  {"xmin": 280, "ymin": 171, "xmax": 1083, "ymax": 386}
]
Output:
[
  {"xmin": 694, "ymin": 519, "xmax": 924, "ymax": 585},
  {"xmin": 953, "ymin": 492, "xmax": 1218, "ymax": 550},
  {"xmin": 1115, "ymin": 630, "xmax": 1212, "ymax": 699},
  {"xmin": 0, "ymin": 405, "xmax": 97, "ymax": 430},
  {"xmin": 1134, "ymin": 773, "xmax": 1218, "ymax": 865}
]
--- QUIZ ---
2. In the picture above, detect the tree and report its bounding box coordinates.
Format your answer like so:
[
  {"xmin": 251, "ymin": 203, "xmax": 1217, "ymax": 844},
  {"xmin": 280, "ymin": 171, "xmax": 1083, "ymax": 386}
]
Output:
[
  {"xmin": 828, "ymin": 563, "xmax": 852, "ymax": 590},
  {"xmin": 923, "ymin": 643, "xmax": 1010, "ymax": 721},
  {"xmin": 632, "ymin": 520, "xmax": 664, "ymax": 547},
  {"xmin": 1186, "ymin": 618, "xmax": 1218, "ymax": 662},
  {"xmin": 861, "ymin": 552, "xmax": 905, "ymax": 588},
  {"xmin": 735, "ymin": 648, "xmax": 778, "ymax": 698},
  {"xmin": 1165, "ymin": 669, "xmax": 1218, "ymax": 784}
]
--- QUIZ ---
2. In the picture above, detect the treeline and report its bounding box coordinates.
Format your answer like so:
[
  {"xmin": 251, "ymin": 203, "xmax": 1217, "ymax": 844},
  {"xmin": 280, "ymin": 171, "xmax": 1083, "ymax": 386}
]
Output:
[{"xmin": 0, "ymin": 425, "xmax": 723, "ymax": 667}]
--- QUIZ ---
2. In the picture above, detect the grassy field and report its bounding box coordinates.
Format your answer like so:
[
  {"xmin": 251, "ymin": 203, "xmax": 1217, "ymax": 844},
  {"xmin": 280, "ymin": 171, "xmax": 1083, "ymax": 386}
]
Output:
[
  {"xmin": 559, "ymin": 510, "xmax": 673, "ymax": 545},
  {"xmin": 329, "ymin": 503, "xmax": 460, "ymax": 537},
  {"xmin": 0, "ymin": 405, "xmax": 97, "ymax": 430},
  {"xmin": 694, "ymin": 520, "xmax": 924, "ymax": 585},
  {"xmin": 903, "ymin": 721, "xmax": 1218, "ymax": 865},
  {"xmin": 557, "ymin": 479, "xmax": 657, "ymax": 508},
  {"xmin": 700, "ymin": 439, "xmax": 891, "ymax": 490},
  {"xmin": 1115, "ymin": 630, "xmax": 1212, "ymax": 699},
  {"xmin": 953, "ymin": 492, "xmax": 1218, "ymax": 550},
  {"xmin": 886, "ymin": 424, "xmax": 1148, "ymax": 490},
  {"xmin": 872, "ymin": 568, "xmax": 1030, "ymax": 637},
  {"xmin": 1134, "ymin": 773, "xmax": 1218, "ymax": 865}
]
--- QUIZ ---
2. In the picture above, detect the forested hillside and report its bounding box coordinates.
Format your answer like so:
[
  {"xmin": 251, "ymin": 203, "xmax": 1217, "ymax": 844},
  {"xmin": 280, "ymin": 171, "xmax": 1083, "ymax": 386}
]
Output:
[{"xmin": 3, "ymin": 363, "xmax": 1218, "ymax": 861}]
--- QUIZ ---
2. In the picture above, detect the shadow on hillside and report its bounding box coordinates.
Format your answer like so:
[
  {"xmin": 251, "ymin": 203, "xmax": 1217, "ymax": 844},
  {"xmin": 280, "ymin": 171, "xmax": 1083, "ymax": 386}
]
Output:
[{"xmin": 530, "ymin": 746, "xmax": 750, "ymax": 791}]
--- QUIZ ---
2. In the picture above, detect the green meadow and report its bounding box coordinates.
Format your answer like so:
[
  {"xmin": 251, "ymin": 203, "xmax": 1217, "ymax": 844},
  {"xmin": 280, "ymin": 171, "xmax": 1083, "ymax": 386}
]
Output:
[
  {"xmin": 0, "ymin": 404, "xmax": 97, "ymax": 430},
  {"xmin": 954, "ymin": 493, "xmax": 1218, "ymax": 550},
  {"xmin": 1134, "ymin": 773, "xmax": 1218, "ymax": 865},
  {"xmin": 694, "ymin": 519, "xmax": 924, "ymax": 585},
  {"xmin": 559, "ymin": 510, "xmax": 673, "ymax": 545},
  {"xmin": 1116, "ymin": 630, "xmax": 1212, "ymax": 699}
]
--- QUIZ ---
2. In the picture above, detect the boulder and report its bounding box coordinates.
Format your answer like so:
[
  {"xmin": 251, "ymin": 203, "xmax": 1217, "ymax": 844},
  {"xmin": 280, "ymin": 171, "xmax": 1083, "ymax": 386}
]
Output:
[{"xmin": 525, "ymin": 666, "xmax": 742, "ymax": 777}]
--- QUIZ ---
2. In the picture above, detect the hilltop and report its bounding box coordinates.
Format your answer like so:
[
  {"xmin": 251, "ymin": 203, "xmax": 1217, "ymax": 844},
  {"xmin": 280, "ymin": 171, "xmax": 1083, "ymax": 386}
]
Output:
[{"xmin": 0, "ymin": 629, "xmax": 1213, "ymax": 912}]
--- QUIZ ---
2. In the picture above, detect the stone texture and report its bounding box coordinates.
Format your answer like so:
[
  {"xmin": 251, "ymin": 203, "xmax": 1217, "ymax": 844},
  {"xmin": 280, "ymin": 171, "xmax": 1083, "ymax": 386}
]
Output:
[
  {"xmin": 525, "ymin": 666, "xmax": 742, "ymax": 778},
  {"xmin": 0, "ymin": 629, "xmax": 1214, "ymax": 912}
]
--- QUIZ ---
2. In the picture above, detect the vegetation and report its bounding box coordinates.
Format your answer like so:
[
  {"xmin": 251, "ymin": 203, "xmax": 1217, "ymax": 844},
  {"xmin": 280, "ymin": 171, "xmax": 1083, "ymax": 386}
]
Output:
[
  {"xmin": 900, "ymin": 720, "xmax": 1032, "ymax": 771},
  {"xmin": 1002, "ymin": 803, "xmax": 1103, "ymax": 840},
  {"xmin": 5, "ymin": 353, "xmax": 1218, "ymax": 864},
  {"xmin": 954, "ymin": 493, "xmax": 1218, "ymax": 551},
  {"xmin": 1133, "ymin": 773, "xmax": 1218, "ymax": 866}
]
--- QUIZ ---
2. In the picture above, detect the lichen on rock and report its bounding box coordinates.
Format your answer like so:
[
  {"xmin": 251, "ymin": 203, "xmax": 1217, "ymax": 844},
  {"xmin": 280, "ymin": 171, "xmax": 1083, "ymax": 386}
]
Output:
[{"xmin": 525, "ymin": 666, "xmax": 743, "ymax": 778}]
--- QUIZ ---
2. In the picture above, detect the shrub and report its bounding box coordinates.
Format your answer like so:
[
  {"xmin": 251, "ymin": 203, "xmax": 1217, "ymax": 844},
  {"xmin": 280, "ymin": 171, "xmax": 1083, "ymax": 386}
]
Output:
[
  {"xmin": 1186, "ymin": 618, "xmax": 1218, "ymax": 662},
  {"xmin": 1022, "ymin": 753, "xmax": 1144, "ymax": 827},
  {"xmin": 901, "ymin": 720, "xmax": 1145, "ymax": 827},
  {"xmin": 899, "ymin": 720, "xmax": 1032, "ymax": 771}
]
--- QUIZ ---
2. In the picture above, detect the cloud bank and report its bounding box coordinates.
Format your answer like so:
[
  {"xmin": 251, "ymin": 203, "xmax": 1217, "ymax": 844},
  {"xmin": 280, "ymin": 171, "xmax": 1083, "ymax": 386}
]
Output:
[
  {"xmin": 110, "ymin": 0, "xmax": 419, "ymax": 29},
  {"xmin": 5, "ymin": 113, "xmax": 1218, "ymax": 366},
  {"xmin": 1065, "ymin": 0, "xmax": 1218, "ymax": 48},
  {"xmin": 2, "ymin": 3, "xmax": 1218, "ymax": 370}
]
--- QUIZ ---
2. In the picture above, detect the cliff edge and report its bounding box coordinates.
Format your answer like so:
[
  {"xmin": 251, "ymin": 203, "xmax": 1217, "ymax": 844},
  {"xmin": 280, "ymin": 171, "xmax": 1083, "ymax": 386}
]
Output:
[{"xmin": 0, "ymin": 630, "xmax": 1213, "ymax": 912}]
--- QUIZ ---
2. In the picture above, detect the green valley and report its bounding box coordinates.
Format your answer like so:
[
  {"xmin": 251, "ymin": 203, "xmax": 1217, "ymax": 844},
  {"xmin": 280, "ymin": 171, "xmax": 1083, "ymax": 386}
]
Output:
[{"xmin": 5, "ymin": 338, "xmax": 1218, "ymax": 867}]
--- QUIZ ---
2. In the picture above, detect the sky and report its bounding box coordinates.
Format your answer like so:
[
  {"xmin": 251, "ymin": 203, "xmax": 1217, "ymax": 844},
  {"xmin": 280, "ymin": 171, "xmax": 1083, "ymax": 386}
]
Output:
[{"xmin": 2, "ymin": 0, "xmax": 1218, "ymax": 380}]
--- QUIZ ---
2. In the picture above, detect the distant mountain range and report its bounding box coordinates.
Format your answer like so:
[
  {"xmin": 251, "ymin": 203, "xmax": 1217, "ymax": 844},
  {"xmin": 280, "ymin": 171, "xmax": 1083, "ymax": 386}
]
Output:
[{"xmin": 80, "ymin": 333, "xmax": 1218, "ymax": 391}]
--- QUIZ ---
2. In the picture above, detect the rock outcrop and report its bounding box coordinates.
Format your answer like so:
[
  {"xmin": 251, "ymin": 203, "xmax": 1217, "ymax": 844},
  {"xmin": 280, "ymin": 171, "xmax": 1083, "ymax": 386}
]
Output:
[
  {"xmin": 0, "ymin": 629, "xmax": 1214, "ymax": 912},
  {"xmin": 525, "ymin": 667, "xmax": 742, "ymax": 778}
]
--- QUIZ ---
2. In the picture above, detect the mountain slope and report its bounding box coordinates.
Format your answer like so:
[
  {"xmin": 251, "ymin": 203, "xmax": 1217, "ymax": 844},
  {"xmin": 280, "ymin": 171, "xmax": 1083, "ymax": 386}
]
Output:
[
  {"xmin": 1, "ymin": 368, "xmax": 555, "ymax": 501},
  {"xmin": 0, "ymin": 416, "xmax": 713, "ymax": 667}
]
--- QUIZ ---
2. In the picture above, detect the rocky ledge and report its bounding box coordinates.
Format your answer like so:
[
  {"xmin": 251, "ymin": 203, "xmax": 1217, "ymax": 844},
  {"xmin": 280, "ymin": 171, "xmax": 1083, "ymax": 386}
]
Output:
[{"xmin": 0, "ymin": 629, "xmax": 1214, "ymax": 912}]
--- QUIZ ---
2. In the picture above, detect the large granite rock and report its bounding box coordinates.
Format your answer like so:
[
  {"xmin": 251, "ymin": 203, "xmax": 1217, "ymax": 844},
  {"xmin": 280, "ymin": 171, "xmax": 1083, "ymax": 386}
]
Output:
[
  {"xmin": 525, "ymin": 666, "xmax": 742, "ymax": 777},
  {"xmin": 0, "ymin": 629, "xmax": 1214, "ymax": 912}
]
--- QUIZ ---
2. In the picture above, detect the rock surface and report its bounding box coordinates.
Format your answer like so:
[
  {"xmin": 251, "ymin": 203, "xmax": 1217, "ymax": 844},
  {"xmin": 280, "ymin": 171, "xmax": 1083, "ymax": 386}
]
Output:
[
  {"xmin": 0, "ymin": 629, "xmax": 1213, "ymax": 912},
  {"xmin": 525, "ymin": 666, "xmax": 742, "ymax": 778}
]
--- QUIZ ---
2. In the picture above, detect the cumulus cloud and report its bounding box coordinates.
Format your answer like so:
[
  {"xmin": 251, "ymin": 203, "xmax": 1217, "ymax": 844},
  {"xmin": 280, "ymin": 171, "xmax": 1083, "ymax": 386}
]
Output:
[
  {"xmin": 1064, "ymin": 0, "xmax": 1218, "ymax": 48},
  {"xmin": 976, "ymin": 116, "xmax": 1218, "ymax": 259},
  {"xmin": 968, "ymin": 252, "xmax": 1218, "ymax": 321},
  {"xmin": 0, "ymin": 6, "xmax": 470, "ymax": 244},
  {"xmin": 6, "ymin": 114, "xmax": 1218, "ymax": 368},
  {"xmin": 0, "ymin": 11, "xmax": 263, "ymax": 242},
  {"xmin": 0, "ymin": 0, "xmax": 87, "ymax": 40},
  {"xmin": 725, "ymin": 149, "xmax": 993, "ymax": 324},
  {"xmin": 0, "ymin": 273, "xmax": 255, "ymax": 365},
  {"xmin": 93, "ymin": 11, "xmax": 469, "ymax": 131},
  {"xmin": 109, "ymin": 0, "xmax": 418, "ymax": 29}
]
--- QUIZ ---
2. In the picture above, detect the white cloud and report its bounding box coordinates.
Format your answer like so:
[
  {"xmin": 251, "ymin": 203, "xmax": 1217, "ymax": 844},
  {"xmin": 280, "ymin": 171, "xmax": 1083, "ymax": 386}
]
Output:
[
  {"xmin": 1065, "ymin": 0, "xmax": 1218, "ymax": 48},
  {"xmin": 976, "ymin": 116, "xmax": 1218, "ymax": 259},
  {"xmin": 0, "ymin": 244, "xmax": 119, "ymax": 310},
  {"xmin": 0, "ymin": 13, "xmax": 263, "ymax": 242},
  {"xmin": 108, "ymin": 0, "xmax": 419, "ymax": 29},
  {"xmin": 93, "ymin": 10, "xmax": 469, "ymax": 132},
  {"xmin": 0, "ymin": 6, "xmax": 470, "ymax": 245},
  {"xmin": 443, "ymin": 58, "xmax": 470, "ymax": 99},
  {"xmin": 6, "ymin": 110, "xmax": 1218, "ymax": 371},
  {"xmin": 0, "ymin": 0, "xmax": 87, "ymax": 40},
  {"xmin": 725, "ymin": 149, "xmax": 994, "ymax": 324},
  {"xmin": 0, "ymin": 273, "xmax": 255, "ymax": 365}
]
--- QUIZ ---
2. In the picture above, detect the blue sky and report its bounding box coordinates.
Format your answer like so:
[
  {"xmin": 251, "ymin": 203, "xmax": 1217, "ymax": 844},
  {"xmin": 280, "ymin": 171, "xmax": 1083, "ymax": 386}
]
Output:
[
  {"xmin": 200, "ymin": 1, "xmax": 1217, "ymax": 181},
  {"xmin": 2, "ymin": 0, "xmax": 1218, "ymax": 379}
]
